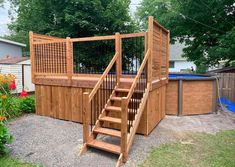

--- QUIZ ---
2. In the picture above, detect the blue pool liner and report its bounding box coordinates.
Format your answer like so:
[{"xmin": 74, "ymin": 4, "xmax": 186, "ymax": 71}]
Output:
[
  {"xmin": 169, "ymin": 74, "xmax": 208, "ymax": 79},
  {"xmin": 218, "ymin": 97, "xmax": 235, "ymax": 113}
]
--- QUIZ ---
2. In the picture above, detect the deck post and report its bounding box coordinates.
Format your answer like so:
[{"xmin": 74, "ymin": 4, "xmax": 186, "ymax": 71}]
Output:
[
  {"xmin": 148, "ymin": 16, "xmax": 153, "ymax": 88},
  {"xmin": 82, "ymin": 92, "xmax": 90, "ymax": 143},
  {"xmin": 66, "ymin": 37, "xmax": 73, "ymax": 85},
  {"xmin": 29, "ymin": 31, "xmax": 35, "ymax": 83},
  {"xmin": 166, "ymin": 30, "xmax": 170, "ymax": 83},
  {"xmin": 121, "ymin": 97, "xmax": 128, "ymax": 162},
  {"xmin": 115, "ymin": 33, "xmax": 121, "ymax": 84}
]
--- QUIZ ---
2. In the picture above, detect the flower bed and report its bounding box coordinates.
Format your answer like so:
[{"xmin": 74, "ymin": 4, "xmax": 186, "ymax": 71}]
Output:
[{"xmin": 0, "ymin": 74, "xmax": 35, "ymax": 155}]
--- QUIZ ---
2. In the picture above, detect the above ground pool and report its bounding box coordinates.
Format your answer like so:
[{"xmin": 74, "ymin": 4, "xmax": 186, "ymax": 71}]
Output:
[
  {"xmin": 169, "ymin": 73, "xmax": 215, "ymax": 80},
  {"xmin": 166, "ymin": 73, "xmax": 217, "ymax": 116}
]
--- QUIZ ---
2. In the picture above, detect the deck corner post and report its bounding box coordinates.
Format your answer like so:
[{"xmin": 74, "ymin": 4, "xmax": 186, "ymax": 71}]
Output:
[
  {"xmin": 29, "ymin": 31, "xmax": 35, "ymax": 83},
  {"xmin": 147, "ymin": 16, "xmax": 153, "ymax": 89},
  {"xmin": 66, "ymin": 37, "xmax": 73, "ymax": 85},
  {"xmin": 82, "ymin": 92, "xmax": 90, "ymax": 144},
  {"xmin": 115, "ymin": 32, "xmax": 121, "ymax": 84},
  {"xmin": 121, "ymin": 97, "xmax": 128, "ymax": 162}
]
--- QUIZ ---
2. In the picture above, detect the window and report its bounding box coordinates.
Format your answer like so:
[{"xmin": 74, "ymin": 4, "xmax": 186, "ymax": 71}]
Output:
[{"xmin": 169, "ymin": 61, "xmax": 175, "ymax": 68}]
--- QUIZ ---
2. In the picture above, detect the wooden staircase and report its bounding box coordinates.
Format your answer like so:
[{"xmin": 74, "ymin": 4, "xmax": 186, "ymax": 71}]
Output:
[{"xmin": 80, "ymin": 50, "xmax": 150, "ymax": 166}]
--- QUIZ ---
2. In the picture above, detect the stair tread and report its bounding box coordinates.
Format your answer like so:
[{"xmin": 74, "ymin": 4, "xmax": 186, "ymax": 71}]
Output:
[
  {"xmin": 115, "ymin": 88, "xmax": 130, "ymax": 92},
  {"xmin": 93, "ymin": 127, "xmax": 121, "ymax": 138},
  {"xmin": 99, "ymin": 116, "xmax": 121, "ymax": 124},
  {"xmin": 87, "ymin": 139, "xmax": 121, "ymax": 154},
  {"xmin": 111, "ymin": 96, "xmax": 141, "ymax": 102},
  {"xmin": 105, "ymin": 106, "xmax": 121, "ymax": 111}
]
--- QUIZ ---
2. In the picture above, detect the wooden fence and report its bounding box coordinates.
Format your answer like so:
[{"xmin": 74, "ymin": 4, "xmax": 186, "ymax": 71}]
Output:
[{"xmin": 217, "ymin": 73, "xmax": 235, "ymax": 102}]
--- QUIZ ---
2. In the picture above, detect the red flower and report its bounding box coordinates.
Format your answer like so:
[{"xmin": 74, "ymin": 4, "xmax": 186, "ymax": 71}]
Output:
[
  {"xmin": 19, "ymin": 90, "xmax": 29, "ymax": 97},
  {"xmin": 9, "ymin": 81, "xmax": 16, "ymax": 89}
]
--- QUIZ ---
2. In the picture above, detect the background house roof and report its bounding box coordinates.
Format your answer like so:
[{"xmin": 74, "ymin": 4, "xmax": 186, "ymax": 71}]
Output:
[
  {"xmin": 0, "ymin": 56, "xmax": 29, "ymax": 64},
  {"xmin": 170, "ymin": 41, "xmax": 187, "ymax": 61},
  {"xmin": 208, "ymin": 66, "xmax": 235, "ymax": 73},
  {"xmin": 0, "ymin": 38, "xmax": 26, "ymax": 47}
]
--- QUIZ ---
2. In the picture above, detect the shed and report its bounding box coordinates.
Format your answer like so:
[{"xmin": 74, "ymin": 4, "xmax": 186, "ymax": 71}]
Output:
[
  {"xmin": 0, "ymin": 56, "xmax": 35, "ymax": 93},
  {"xmin": 0, "ymin": 38, "xmax": 26, "ymax": 58}
]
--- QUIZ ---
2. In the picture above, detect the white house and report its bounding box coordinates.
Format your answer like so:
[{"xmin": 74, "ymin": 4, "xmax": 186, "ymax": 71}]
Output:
[
  {"xmin": 169, "ymin": 41, "xmax": 196, "ymax": 72},
  {"xmin": 0, "ymin": 56, "xmax": 35, "ymax": 93}
]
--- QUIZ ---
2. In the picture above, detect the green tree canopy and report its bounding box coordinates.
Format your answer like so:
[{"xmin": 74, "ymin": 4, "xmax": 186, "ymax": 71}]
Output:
[
  {"xmin": 6, "ymin": 0, "xmax": 136, "ymax": 52},
  {"xmin": 137, "ymin": 0, "xmax": 235, "ymax": 67}
]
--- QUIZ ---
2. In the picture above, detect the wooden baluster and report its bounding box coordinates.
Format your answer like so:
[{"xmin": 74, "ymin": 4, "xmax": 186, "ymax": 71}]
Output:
[{"xmin": 121, "ymin": 97, "xmax": 128, "ymax": 162}]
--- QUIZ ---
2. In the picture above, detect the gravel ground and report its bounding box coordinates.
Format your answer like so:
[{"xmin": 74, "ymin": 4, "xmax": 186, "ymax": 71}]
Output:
[{"xmin": 7, "ymin": 110, "xmax": 235, "ymax": 167}]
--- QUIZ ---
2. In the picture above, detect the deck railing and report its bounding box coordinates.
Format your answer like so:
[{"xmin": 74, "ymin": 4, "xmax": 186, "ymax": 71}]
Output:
[{"xmin": 30, "ymin": 32, "xmax": 148, "ymax": 82}]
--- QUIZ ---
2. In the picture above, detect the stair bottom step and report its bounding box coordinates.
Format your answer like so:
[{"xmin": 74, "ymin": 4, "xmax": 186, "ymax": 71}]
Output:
[{"xmin": 87, "ymin": 139, "xmax": 121, "ymax": 155}]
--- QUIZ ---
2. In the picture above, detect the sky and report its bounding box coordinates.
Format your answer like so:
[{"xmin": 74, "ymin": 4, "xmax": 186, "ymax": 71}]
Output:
[{"xmin": 0, "ymin": 0, "xmax": 141, "ymax": 36}]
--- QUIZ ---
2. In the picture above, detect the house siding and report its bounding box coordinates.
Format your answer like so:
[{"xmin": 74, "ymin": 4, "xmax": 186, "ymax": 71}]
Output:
[
  {"xmin": 0, "ymin": 42, "xmax": 23, "ymax": 58},
  {"xmin": 169, "ymin": 60, "xmax": 196, "ymax": 72}
]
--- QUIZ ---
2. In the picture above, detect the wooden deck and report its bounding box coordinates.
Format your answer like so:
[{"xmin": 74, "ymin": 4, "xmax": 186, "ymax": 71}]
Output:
[{"xmin": 30, "ymin": 16, "xmax": 170, "ymax": 166}]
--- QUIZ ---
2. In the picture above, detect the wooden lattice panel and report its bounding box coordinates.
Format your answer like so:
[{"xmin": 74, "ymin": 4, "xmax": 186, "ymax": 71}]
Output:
[
  {"xmin": 151, "ymin": 19, "xmax": 169, "ymax": 81},
  {"xmin": 34, "ymin": 42, "xmax": 67, "ymax": 74}
]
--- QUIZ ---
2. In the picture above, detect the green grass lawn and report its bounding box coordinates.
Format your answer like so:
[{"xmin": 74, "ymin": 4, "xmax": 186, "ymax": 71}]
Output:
[
  {"xmin": 140, "ymin": 130, "xmax": 235, "ymax": 167},
  {"xmin": 0, "ymin": 156, "xmax": 41, "ymax": 167}
]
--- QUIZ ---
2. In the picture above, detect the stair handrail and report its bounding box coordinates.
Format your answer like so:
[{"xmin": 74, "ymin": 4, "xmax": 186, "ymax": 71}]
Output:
[
  {"xmin": 89, "ymin": 52, "xmax": 119, "ymax": 102},
  {"xmin": 126, "ymin": 49, "xmax": 150, "ymax": 102},
  {"xmin": 120, "ymin": 49, "xmax": 150, "ymax": 162}
]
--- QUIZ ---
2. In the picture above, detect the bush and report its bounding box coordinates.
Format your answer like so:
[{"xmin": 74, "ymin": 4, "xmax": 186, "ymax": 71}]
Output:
[
  {"xmin": 0, "ymin": 123, "xmax": 13, "ymax": 155},
  {"xmin": 0, "ymin": 94, "xmax": 20, "ymax": 119},
  {"xmin": 229, "ymin": 60, "xmax": 235, "ymax": 67},
  {"xmin": 18, "ymin": 96, "xmax": 35, "ymax": 113},
  {"xmin": 196, "ymin": 65, "xmax": 208, "ymax": 74}
]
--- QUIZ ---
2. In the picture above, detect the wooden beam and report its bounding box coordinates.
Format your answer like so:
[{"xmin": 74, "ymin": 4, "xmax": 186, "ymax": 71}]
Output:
[
  {"xmin": 71, "ymin": 35, "xmax": 115, "ymax": 42},
  {"xmin": 115, "ymin": 33, "xmax": 121, "ymax": 83},
  {"xmin": 159, "ymin": 28, "xmax": 163, "ymax": 82},
  {"xmin": 121, "ymin": 97, "xmax": 128, "ymax": 162},
  {"xmin": 166, "ymin": 31, "xmax": 170, "ymax": 83},
  {"xmin": 120, "ymin": 32, "xmax": 146, "ymax": 39},
  {"xmin": 29, "ymin": 31, "xmax": 35, "ymax": 83},
  {"xmin": 66, "ymin": 37, "xmax": 72, "ymax": 85},
  {"xmin": 148, "ymin": 16, "xmax": 153, "ymax": 89},
  {"xmin": 83, "ymin": 92, "xmax": 90, "ymax": 144}
]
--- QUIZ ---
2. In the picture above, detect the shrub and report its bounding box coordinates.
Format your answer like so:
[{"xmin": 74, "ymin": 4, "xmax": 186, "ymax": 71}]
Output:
[
  {"xmin": 229, "ymin": 60, "xmax": 235, "ymax": 67},
  {"xmin": 0, "ymin": 94, "xmax": 19, "ymax": 118},
  {"xmin": 196, "ymin": 65, "xmax": 208, "ymax": 74},
  {"xmin": 18, "ymin": 96, "xmax": 35, "ymax": 113},
  {"xmin": 0, "ymin": 123, "xmax": 13, "ymax": 155}
]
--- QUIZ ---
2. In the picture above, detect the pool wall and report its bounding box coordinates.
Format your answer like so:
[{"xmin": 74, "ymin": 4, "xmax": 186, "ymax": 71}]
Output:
[{"xmin": 166, "ymin": 74, "xmax": 217, "ymax": 116}]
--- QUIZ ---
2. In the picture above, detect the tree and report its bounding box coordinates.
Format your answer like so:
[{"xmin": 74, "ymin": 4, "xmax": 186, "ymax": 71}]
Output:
[
  {"xmin": 6, "ymin": 0, "xmax": 142, "ymax": 71},
  {"xmin": 0, "ymin": 0, "xmax": 3, "ymax": 6},
  {"xmin": 137, "ymin": 0, "xmax": 235, "ymax": 68},
  {"xmin": 6, "ymin": 0, "xmax": 136, "ymax": 50}
]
